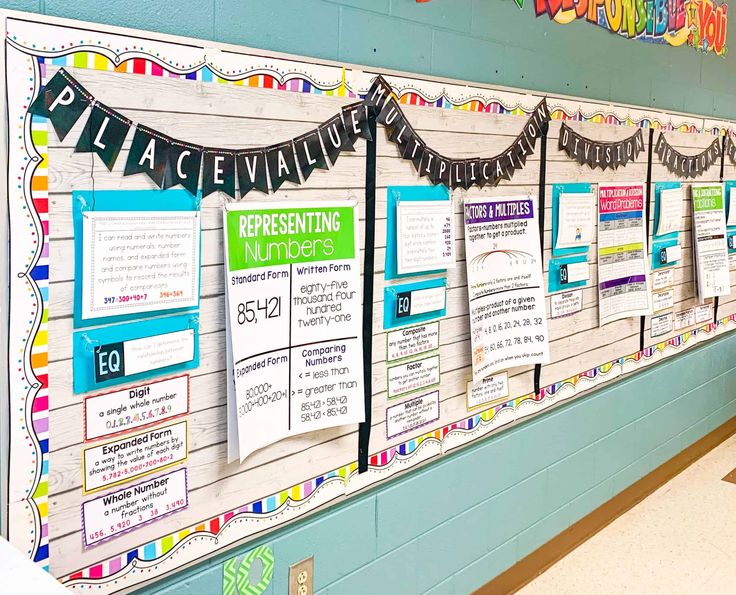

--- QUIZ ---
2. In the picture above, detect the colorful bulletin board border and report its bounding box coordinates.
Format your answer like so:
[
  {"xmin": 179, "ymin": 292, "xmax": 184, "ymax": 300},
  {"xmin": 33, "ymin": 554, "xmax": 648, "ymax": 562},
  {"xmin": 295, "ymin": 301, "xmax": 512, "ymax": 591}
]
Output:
[
  {"xmin": 71, "ymin": 189, "xmax": 202, "ymax": 329},
  {"xmin": 3, "ymin": 11, "xmax": 735, "ymax": 589},
  {"xmin": 384, "ymin": 185, "xmax": 451, "ymax": 280},
  {"xmin": 61, "ymin": 314, "xmax": 736, "ymax": 591},
  {"xmin": 652, "ymin": 181, "xmax": 683, "ymax": 270}
]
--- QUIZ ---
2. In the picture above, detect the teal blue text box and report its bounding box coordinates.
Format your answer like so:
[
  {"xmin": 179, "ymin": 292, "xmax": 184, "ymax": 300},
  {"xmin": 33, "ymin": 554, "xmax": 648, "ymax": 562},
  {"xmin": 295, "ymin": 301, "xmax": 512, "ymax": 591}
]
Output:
[
  {"xmin": 384, "ymin": 185, "xmax": 451, "ymax": 280},
  {"xmin": 72, "ymin": 313, "xmax": 200, "ymax": 394},
  {"xmin": 72, "ymin": 189, "xmax": 201, "ymax": 329}
]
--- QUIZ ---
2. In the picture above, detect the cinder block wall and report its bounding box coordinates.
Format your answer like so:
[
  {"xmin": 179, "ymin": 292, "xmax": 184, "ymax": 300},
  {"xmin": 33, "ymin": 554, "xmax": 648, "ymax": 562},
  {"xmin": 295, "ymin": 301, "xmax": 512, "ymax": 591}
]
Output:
[{"xmin": 7, "ymin": 1, "xmax": 736, "ymax": 592}]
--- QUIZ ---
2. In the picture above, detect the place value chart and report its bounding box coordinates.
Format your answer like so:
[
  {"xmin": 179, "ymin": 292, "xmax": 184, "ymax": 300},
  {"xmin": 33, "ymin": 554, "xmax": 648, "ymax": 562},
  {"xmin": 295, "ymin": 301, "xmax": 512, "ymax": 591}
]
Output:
[{"xmin": 223, "ymin": 201, "xmax": 365, "ymax": 461}]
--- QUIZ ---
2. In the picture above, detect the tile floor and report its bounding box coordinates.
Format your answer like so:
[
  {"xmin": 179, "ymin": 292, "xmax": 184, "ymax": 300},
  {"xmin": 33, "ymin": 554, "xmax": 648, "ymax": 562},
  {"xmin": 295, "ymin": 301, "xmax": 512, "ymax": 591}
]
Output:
[{"xmin": 519, "ymin": 433, "xmax": 736, "ymax": 595}]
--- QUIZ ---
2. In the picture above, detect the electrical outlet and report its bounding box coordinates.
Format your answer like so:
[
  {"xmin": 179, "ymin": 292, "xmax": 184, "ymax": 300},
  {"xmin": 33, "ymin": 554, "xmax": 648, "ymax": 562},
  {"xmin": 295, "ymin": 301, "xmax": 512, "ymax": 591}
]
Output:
[{"xmin": 289, "ymin": 556, "xmax": 314, "ymax": 595}]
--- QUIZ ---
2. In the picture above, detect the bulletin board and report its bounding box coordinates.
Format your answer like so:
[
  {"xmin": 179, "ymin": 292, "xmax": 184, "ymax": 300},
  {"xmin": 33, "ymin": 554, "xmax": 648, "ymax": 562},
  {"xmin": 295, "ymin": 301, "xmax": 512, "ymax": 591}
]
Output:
[{"xmin": 4, "ymin": 10, "xmax": 736, "ymax": 593}]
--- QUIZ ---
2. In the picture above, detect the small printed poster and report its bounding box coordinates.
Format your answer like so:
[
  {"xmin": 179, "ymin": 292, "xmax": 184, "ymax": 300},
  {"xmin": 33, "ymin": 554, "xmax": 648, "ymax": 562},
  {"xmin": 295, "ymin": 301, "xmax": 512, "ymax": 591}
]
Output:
[
  {"xmin": 386, "ymin": 390, "xmax": 440, "ymax": 439},
  {"xmin": 651, "ymin": 312, "xmax": 674, "ymax": 338},
  {"xmin": 695, "ymin": 303, "xmax": 714, "ymax": 323},
  {"xmin": 81, "ymin": 211, "xmax": 201, "ymax": 320},
  {"xmin": 652, "ymin": 288, "xmax": 675, "ymax": 313},
  {"xmin": 82, "ymin": 468, "xmax": 188, "ymax": 547},
  {"xmin": 466, "ymin": 373, "xmax": 509, "ymax": 410},
  {"xmin": 396, "ymin": 200, "xmax": 455, "ymax": 275},
  {"xmin": 83, "ymin": 421, "xmax": 187, "ymax": 494},
  {"xmin": 386, "ymin": 322, "xmax": 440, "ymax": 362},
  {"xmin": 656, "ymin": 187, "xmax": 684, "ymax": 236},
  {"xmin": 84, "ymin": 375, "xmax": 189, "ymax": 441},
  {"xmin": 550, "ymin": 289, "xmax": 584, "ymax": 318},
  {"xmin": 387, "ymin": 354, "xmax": 440, "ymax": 399},
  {"xmin": 692, "ymin": 184, "xmax": 730, "ymax": 300},
  {"xmin": 463, "ymin": 197, "xmax": 550, "ymax": 382},
  {"xmin": 223, "ymin": 201, "xmax": 365, "ymax": 461},
  {"xmin": 555, "ymin": 192, "xmax": 595, "ymax": 249},
  {"xmin": 674, "ymin": 308, "xmax": 696, "ymax": 330},
  {"xmin": 652, "ymin": 268, "xmax": 675, "ymax": 291},
  {"xmin": 597, "ymin": 184, "xmax": 651, "ymax": 325}
]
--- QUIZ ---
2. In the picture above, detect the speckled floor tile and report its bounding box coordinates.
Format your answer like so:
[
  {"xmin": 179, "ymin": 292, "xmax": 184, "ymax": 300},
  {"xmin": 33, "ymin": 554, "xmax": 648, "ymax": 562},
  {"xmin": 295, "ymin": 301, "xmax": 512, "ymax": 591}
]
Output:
[{"xmin": 518, "ymin": 434, "xmax": 736, "ymax": 595}]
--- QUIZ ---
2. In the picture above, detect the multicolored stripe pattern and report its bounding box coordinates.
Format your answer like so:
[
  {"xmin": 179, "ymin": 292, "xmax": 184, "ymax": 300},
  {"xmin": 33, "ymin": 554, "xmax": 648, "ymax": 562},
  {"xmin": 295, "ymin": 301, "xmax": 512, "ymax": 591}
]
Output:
[
  {"xmin": 7, "ymin": 31, "xmax": 731, "ymax": 590},
  {"xmin": 61, "ymin": 314, "xmax": 736, "ymax": 588}
]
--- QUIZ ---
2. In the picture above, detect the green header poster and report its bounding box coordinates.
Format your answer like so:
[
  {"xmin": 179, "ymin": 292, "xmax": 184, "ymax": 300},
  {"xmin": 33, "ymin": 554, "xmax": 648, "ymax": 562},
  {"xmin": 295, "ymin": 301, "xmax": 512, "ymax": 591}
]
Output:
[{"xmin": 222, "ymin": 200, "xmax": 365, "ymax": 462}]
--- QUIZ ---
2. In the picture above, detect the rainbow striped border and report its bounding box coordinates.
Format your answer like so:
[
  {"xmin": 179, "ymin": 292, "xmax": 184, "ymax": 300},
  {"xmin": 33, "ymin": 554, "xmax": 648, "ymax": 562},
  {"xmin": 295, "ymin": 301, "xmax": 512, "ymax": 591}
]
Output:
[
  {"xmin": 4, "ymin": 19, "xmax": 734, "ymax": 591},
  {"xmin": 61, "ymin": 314, "xmax": 736, "ymax": 590}
]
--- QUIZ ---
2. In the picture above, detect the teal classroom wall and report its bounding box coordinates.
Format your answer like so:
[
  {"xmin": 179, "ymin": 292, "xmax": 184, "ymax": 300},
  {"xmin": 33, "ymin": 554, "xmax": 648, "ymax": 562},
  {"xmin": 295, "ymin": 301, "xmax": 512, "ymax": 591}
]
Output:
[{"xmin": 5, "ymin": 1, "xmax": 736, "ymax": 593}]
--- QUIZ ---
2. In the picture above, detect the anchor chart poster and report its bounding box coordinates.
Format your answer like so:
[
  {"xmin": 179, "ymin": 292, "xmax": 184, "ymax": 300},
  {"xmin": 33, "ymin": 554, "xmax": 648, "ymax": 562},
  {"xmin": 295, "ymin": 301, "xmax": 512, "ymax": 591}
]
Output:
[
  {"xmin": 463, "ymin": 196, "xmax": 550, "ymax": 383},
  {"xmin": 223, "ymin": 201, "xmax": 365, "ymax": 461}
]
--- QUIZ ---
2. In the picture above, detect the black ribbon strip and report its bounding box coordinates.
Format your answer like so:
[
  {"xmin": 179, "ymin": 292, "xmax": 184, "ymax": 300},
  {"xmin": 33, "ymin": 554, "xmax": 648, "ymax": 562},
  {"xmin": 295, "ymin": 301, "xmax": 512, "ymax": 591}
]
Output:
[
  {"xmin": 655, "ymin": 132, "xmax": 721, "ymax": 179},
  {"xmin": 534, "ymin": 126, "xmax": 548, "ymax": 398},
  {"xmin": 358, "ymin": 116, "xmax": 377, "ymax": 474},
  {"xmin": 715, "ymin": 135, "xmax": 727, "ymax": 325},
  {"xmin": 640, "ymin": 128, "xmax": 654, "ymax": 351},
  {"xmin": 559, "ymin": 121, "xmax": 644, "ymax": 171}
]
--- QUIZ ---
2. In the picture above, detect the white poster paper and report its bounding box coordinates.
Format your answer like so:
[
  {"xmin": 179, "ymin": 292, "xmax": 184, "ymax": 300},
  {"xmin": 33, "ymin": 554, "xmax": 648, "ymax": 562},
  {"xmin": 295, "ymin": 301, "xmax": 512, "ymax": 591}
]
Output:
[
  {"xmin": 656, "ymin": 187, "xmax": 684, "ymax": 236},
  {"xmin": 662, "ymin": 245, "xmax": 682, "ymax": 264},
  {"xmin": 385, "ymin": 390, "xmax": 440, "ymax": 439},
  {"xmin": 81, "ymin": 211, "xmax": 200, "ymax": 320},
  {"xmin": 464, "ymin": 197, "xmax": 550, "ymax": 382},
  {"xmin": 550, "ymin": 290, "xmax": 584, "ymax": 318},
  {"xmin": 84, "ymin": 375, "xmax": 189, "ymax": 441},
  {"xmin": 695, "ymin": 303, "xmax": 714, "ymax": 323},
  {"xmin": 83, "ymin": 421, "xmax": 187, "ymax": 494},
  {"xmin": 675, "ymin": 308, "xmax": 696, "ymax": 330},
  {"xmin": 398, "ymin": 285, "xmax": 447, "ymax": 317},
  {"xmin": 728, "ymin": 188, "xmax": 736, "ymax": 227},
  {"xmin": 556, "ymin": 192, "xmax": 595, "ymax": 249},
  {"xmin": 386, "ymin": 323, "xmax": 440, "ymax": 362},
  {"xmin": 652, "ymin": 288, "xmax": 675, "ymax": 313},
  {"xmin": 396, "ymin": 200, "xmax": 455, "ymax": 274},
  {"xmin": 223, "ymin": 201, "xmax": 365, "ymax": 461},
  {"xmin": 122, "ymin": 329, "xmax": 195, "ymax": 377},
  {"xmin": 466, "ymin": 373, "xmax": 509, "ymax": 410},
  {"xmin": 82, "ymin": 468, "xmax": 188, "ymax": 547},
  {"xmin": 387, "ymin": 355, "xmax": 440, "ymax": 399},
  {"xmin": 692, "ymin": 184, "xmax": 730, "ymax": 300},
  {"xmin": 652, "ymin": 268, "xmax": 675, "ymax": 291},
  {"xmin": 597, "ymin": 184, "xmax": 651, "ymax": 325},
  {"xmin": 651, "ymin": 312, "xmax": 674, "ymax": 338},
  {"xmin": 565, "ymin": 261, "xmax": 590, "ymax": 283}
]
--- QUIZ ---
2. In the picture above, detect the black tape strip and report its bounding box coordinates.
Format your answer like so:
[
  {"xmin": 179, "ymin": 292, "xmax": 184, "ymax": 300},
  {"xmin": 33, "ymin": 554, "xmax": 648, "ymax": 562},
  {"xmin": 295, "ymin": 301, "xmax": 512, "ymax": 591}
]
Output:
[
  {"xmin": 640, "ymin": 128, "xmax": 655, "ymax": 351},
  {"xmin": 358, "ymin": 116, "xmax": 377, "ymax": 473},
  {"xmin": 534, "ymin": 128, "xmax": 548, "ymax": 398},
  {"xmin": 715, "ymin": 135, "xmax": 726, "ymax": 325}
]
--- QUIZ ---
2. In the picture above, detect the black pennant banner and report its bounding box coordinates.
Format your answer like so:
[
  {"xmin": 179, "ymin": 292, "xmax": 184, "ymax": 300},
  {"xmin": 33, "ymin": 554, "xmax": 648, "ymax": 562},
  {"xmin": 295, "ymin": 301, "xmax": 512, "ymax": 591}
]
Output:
[
  {"xmin": 265, "ymin": 141, "xmax": 300, "ymax": 192},
  {"xmin": 726, "ymin": 135, "xmax": 736, "ymax": 165},
  {"xmin": 236, "ymin": 148, "xmax": 269, "ymax": 197},
  {"xmin": 164, "ymin": 140, "xmax": 203, "ymax": 196},
  {"xmin": 559, "ymin": 122, "xmax": 644, "ymax": 171},
  {"xmin": 366, "ymin": 72, "xmax": 551, "ymax": 189},
  {"xmin": 29, "ymin": 68, "xmax": 93, "ymax": 140},
  {"xmin": 35, "ymin": 69, "xmax": 555, "ymax": 197},
  {"xmin": 202, "ymin": 149, "xmax": 236, "ymax": 199},
  {"xmin": 294, "ymin": 130, "xmax": 328, "ymax": 182},
  {"xmin": 75, "ymin": 102, "xmax": 131, "ymax": 171},
  {"xmin": 124, "ymin": 125, "xmax": 171, "ymax": 187},
  {"xmin": 655, "ymin": 132, "xmax": 721, "ymax": 179}
]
